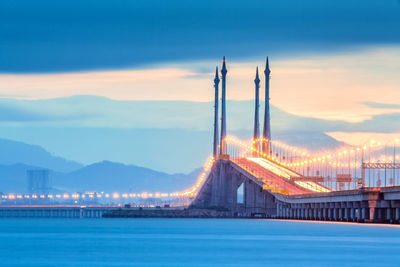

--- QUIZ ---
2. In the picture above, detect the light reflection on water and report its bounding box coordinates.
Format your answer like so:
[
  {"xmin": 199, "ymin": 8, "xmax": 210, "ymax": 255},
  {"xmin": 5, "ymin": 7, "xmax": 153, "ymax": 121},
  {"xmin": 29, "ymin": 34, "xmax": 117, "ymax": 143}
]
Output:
[{"xmin": 0, "ymin": 218, "xmax": 399, "ymax": 266}]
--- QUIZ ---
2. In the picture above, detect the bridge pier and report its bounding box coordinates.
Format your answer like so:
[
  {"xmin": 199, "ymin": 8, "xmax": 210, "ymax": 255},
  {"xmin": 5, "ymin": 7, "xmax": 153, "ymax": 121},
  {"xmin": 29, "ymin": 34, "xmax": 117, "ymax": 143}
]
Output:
[{"xmin": 192, "ymin": 160, "xmax": 277, "ymax": 217}]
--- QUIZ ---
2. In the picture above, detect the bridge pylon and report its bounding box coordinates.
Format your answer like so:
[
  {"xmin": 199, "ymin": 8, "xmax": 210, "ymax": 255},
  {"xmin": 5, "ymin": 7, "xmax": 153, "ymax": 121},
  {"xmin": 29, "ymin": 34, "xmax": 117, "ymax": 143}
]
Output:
[{"xmin": 262, "ymin": 57, "xmax": 272, "ymax": 156}]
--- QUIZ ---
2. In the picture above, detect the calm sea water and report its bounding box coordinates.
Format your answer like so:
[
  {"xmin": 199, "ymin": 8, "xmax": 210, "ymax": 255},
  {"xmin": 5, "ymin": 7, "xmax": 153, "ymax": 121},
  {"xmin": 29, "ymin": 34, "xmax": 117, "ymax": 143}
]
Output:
[{"xmin": 0, "ymin": 218, "xmax": 399, "ymax": 266}]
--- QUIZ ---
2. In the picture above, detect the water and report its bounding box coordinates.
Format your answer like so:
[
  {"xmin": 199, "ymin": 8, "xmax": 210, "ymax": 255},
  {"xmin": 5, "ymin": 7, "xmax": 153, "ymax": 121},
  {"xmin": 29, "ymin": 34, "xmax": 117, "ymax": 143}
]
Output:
[{"xmin": 0, "ymin": 218, "xmax": 399, "ymax": 266}]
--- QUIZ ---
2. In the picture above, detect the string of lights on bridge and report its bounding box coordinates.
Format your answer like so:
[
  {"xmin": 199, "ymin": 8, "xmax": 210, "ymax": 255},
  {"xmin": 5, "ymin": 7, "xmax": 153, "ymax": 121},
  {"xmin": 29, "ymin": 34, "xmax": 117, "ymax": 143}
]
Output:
[{"xmin": 3, "ymin": 136, "xmax": 400, "ymax": 201}]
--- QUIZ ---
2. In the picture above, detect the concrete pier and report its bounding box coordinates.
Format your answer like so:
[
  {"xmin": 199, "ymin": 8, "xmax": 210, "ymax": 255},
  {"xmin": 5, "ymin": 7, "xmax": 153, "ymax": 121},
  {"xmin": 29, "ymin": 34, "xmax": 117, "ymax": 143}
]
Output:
[{"xmin": 192, "ymin": 159, "xmax": 276, "ymax": 217}]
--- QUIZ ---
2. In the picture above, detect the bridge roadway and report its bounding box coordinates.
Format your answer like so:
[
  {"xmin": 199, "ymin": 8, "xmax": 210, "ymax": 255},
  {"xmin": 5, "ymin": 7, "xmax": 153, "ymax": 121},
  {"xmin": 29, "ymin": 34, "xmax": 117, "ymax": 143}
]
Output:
[{"xmin": 192, "ymin": 159, "xmax": 400, "ymax": 223}]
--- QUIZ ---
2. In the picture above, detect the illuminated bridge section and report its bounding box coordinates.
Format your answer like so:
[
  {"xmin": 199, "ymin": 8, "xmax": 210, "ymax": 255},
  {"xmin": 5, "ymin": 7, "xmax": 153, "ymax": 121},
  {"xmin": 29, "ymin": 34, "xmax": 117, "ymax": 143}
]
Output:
[
  {"xmin": 247, "ymin": 158, "xmax": 330, "ymax": 193},
  {"xmin": 231, "ymin": 157, "xmax": 331, "ymax": 195}
]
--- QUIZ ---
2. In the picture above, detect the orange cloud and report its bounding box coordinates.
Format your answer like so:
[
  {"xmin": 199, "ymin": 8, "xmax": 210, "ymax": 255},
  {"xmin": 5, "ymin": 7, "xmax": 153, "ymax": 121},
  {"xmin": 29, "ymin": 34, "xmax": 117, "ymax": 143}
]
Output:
[{"xmin": 0, "ymin": 46, "xmax": 400, "ymax": 124}]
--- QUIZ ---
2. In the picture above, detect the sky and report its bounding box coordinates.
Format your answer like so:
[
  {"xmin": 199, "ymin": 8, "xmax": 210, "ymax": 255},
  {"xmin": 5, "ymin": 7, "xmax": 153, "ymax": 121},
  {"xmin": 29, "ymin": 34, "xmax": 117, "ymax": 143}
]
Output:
[{"xmin": 0, "ymin": 0, "xmax": 400, "ymax": 172}]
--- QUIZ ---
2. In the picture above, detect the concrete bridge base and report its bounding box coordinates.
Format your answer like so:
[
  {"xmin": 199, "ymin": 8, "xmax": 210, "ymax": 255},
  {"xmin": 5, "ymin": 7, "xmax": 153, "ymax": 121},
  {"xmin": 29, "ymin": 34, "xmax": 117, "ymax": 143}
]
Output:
[{"xmin": 191, "ymin": 160, "xmax": 276, "ymax": 217}]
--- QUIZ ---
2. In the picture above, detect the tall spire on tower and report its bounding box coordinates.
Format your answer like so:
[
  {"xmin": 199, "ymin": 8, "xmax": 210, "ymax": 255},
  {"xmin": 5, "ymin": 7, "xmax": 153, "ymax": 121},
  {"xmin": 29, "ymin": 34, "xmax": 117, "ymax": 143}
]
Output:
[
  {"xmin": 220, "ymin": 57, "xmax": 228, "ymax": 155},
  {"xmin": 253, "ymin": 67, "xmax": 260, "ymax": 156},
  {"xmin": 213, "ymin": 66, "xmax": 220, "ymax": 159},
  {"xmin": 262, "ymin": 57, "xmax": 271, "ymax": 156}
]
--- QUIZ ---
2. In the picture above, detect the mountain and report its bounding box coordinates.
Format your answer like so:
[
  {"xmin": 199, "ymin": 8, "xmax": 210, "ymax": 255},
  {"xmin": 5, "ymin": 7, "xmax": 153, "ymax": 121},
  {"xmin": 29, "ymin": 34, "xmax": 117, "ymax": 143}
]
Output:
[
  {"xmin": 0, "ymin": 163, "xmax": 55, "ymax": 193},
  {"xmin": 0, "ymin": 161, "xmax": 201, "ymax": 194},
  {"xmin": 52, "ymin": 161, "xmax": 200, "ymax": 193},
  {"xmin": 0, "ymin": 139, "xmax": 83, "ymax": 173},
  {"xmin": 0, "ymin": 137, "xmax": 200, "ymax": 194},
  {"xmin": 0, "ymin": 163, "xmax": 33, "ymax": 193}
]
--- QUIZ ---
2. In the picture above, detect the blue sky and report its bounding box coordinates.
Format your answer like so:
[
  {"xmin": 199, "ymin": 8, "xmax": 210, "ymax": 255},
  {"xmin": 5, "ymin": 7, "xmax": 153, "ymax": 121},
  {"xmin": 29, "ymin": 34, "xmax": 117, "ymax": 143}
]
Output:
[{"xmin": 0, "ymin": 0, "xmax": 400, "ymax": 172}]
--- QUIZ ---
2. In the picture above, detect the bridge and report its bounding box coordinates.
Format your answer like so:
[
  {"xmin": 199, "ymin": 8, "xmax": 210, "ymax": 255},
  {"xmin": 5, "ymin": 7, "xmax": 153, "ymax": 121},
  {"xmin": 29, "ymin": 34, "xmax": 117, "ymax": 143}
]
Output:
[
  {"xmin": 2, "ymin": 57, "xmax": 400, "ymax": 223},
  {"xmin": 183, "ymin": 57, "xmax": 400, "ymax": 223}
]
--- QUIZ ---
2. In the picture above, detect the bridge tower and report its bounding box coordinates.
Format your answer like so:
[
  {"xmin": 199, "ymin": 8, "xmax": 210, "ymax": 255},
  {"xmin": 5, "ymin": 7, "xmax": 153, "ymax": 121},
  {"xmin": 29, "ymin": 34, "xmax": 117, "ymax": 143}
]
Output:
[
  {"xmin": 213, "ymin": 67, "xmax": 220, "ymax": 159},
  {"xmin": 253, "ymin": 67, "xmax": 260, "ymax": 156},
  {"xmin": 220, "ymin": 57, "xmax": 228, "ymax": 155},
  {"xmin": 262, "ymin": 57, "xmax": 271, "ymax": 156}
]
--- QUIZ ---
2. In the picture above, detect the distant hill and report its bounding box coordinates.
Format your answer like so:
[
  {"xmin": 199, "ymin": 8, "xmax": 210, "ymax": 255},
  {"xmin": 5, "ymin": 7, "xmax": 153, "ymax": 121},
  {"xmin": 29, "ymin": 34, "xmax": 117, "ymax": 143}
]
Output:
[
  {"xmin": 0, "ymin": 139, "xmax": 83, "ymax": 173},
  {"xmin": 52, "ymin": 161, "xmax": 200, "ymax": 193},
  {"xmin": 0, "ymin": 161, "xmax": 201, "ymax": 194},
  {"xmin": 0, "ymin": 137, "xmax": 201, "ymax": 194},
  {"xmin": 0, "ymin": 163, "xmax": 48, "ymax": 193}
]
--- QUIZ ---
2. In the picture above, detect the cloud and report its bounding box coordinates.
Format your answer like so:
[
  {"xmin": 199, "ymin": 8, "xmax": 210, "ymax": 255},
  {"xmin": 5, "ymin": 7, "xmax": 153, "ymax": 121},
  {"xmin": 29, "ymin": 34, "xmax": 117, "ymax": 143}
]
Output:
[
  {"xmin": 326, "ymin": 131, "xmax": 400, "ymax": 146},
  {"xmin": 362, "ymin": 102, "xmax": 400, "ymax": 110},
  {"xmin": 1, "ymin": 46, "xmax": 400, "ymax": 124},
  {"xmin": 0, "ymin": 0, "xmax": 400, "ymax": 72}
]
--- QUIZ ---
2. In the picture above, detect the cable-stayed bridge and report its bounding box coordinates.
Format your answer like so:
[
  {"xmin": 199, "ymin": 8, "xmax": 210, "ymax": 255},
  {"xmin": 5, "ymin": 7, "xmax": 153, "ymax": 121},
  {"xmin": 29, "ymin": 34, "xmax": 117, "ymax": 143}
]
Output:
[
  {"xmin": 184, "ymin": 57, "xmax": 400, "ymax": 223},
  {"xmin": 2, "ymin": 57, "xmax": 400, "ymax": 223}
]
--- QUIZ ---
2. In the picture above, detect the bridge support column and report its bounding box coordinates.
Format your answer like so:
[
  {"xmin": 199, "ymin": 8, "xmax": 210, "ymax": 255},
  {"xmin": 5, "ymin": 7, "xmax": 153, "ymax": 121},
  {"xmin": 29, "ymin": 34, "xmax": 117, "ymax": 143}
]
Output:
[
  {"xmin": 350, "ymin": 208, "xmax": 355, "ymax": 221},
  {"xmin": 396, "ymin": 208, "xmax": 400, "ymax": 222},
  {"xmin": 369, "ymin": 207, "xmax": 376, "ymax": 222},
  {"xmin": 361, "ymin": 208, "xmax": 367, "ymax": 221},
  {"xmin": 387, "ymin": 208, "xmax": 392, "ymax": 222}
]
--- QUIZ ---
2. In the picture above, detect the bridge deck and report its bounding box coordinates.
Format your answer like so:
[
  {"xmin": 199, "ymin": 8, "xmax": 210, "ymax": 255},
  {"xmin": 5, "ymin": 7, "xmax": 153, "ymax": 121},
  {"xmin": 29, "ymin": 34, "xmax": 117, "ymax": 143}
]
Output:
[{"xmin": 231, "ymin": 157, "xmax": 331, "ymax": 195}]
